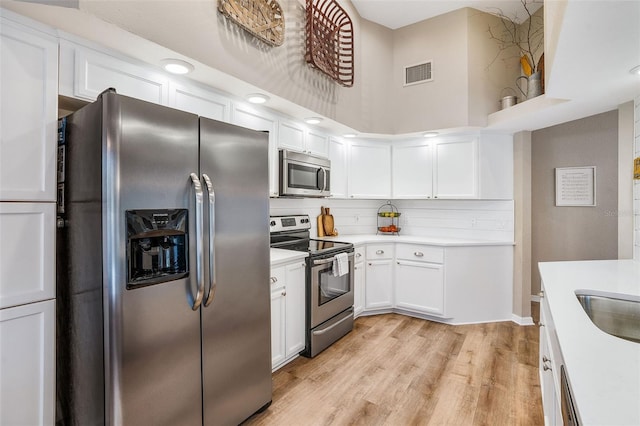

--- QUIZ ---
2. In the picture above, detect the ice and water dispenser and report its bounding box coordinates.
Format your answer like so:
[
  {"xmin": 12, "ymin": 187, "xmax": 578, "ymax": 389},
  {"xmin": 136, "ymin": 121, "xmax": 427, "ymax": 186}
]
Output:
[{"xmin": 126, "ymin": 209, "xmax": 188, "ymax": 288}]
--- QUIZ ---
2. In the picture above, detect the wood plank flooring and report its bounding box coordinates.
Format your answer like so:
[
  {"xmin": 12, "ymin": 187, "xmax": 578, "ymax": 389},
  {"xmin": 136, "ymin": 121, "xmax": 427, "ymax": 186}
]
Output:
[{"xmin": 245, "ymin": 306, "xmax": 542, "ymax": 426}]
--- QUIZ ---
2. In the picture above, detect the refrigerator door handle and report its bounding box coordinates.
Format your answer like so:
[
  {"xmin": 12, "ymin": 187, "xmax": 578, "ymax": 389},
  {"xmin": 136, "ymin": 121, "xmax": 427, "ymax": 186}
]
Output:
[
  {"xmin": 190, "ymin": 173, "xmax": 205, "ymax": 310},
  {"xmin": 202, "ymin": 173, "xmax": 216, "ymax": 307}
]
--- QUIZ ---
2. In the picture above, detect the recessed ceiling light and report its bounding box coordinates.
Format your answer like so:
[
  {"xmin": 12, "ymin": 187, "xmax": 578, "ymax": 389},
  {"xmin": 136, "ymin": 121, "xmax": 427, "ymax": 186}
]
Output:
[
  {"xmin": 630, "ymin": 65, "xmax": 640, "ymax": 75},
  {"xmin": 343, "ymin": 133, "xmax": 357, "ymax": 138},
  {"xmin": 423, "ymin": 131, "xmax": 439, "ymax": 138},
  {"xmin": 246, "ymin": 93, "xmax": 270, "ymax": 104},
  {"xmin": 305, "ymin": 117, "xmax": 323, "ymax": 125},
  {"xmin": 161, "ymin": 59, "xmax": 194, "ymax": 75}
]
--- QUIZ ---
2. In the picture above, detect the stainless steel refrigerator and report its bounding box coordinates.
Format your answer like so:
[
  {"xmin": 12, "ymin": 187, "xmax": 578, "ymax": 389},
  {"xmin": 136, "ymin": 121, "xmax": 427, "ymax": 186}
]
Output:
[{"xmin": 56, "ymin": 89, "xmax": 272, "ymax": 425}]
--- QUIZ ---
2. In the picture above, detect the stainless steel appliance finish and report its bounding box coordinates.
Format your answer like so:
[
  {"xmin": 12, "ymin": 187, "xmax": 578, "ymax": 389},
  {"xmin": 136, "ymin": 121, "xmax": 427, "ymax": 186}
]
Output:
[
  {"xmin": 269, "ymin": 215, "xmax": 354, "ymax": 358},
  {"xmin": 57, "ymin": 90, "xmax": 271, "ymax": 425},
  {"xmin": 279, "ymin": 149, "xmax": 331, "ymax": 197},
  {"xmin": 575, "ymin": 292, "xmax": 640, "ymax": 343},
  {"xmin": 560, "ymin": 366, "xmax": 580, "ymax": 426}
]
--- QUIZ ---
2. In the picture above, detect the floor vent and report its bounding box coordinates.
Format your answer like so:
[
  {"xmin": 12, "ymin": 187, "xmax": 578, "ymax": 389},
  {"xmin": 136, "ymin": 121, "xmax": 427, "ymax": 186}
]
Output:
[{"xmin": 404, "ymin": 61, "xmax": 433, "ymax": 86}]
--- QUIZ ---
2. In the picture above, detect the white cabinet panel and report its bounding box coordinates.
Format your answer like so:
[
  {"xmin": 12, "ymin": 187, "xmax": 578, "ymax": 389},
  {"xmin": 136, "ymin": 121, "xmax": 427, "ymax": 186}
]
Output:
[
  {"xmin": 306, "ymin": 130, "xmax": 329, "ymax": 158},
  {"xmin": 0, "ymin": 203, "xmax": 55, "ymax": 309},
  {"xmin": 284, "ymin": 262, "xmax": 305, "ymax": 357},
  {"xmin": 60, "ymin": 41, "xmax": 169, "ymax": 104},
  {"xmin": 329, "ymin": 137, "xmax": 348, "ymax": 198},
  {"xmin": 168, "ymin": 81, "xmax": 230, "ymax": 122},
  {"xmin": 434, "ymin": 137, "xmax": 478, "ymax": 198},
  {"xmin": 392, "ymin": 141, "xmax": 433, "ymax": 199},
  {"xmin": 0, "ymin": 20, "xmax": 57, "ymax": 202},
  {"xmin": 278, "ymin": 121, "xmax": 305, "ymax": 152},
  {"xmin": 353, "ymin": 247, "xmax": 365, "ymax": 317},
  {"xmin": 365, "ymin": 260, "xmax": 393, "ymax": 310},
  {"xmin": 348, "ymin": 140, "xmax": 391, "ymax": 199},
  {"xmin": 0, "ymin": 299, "xmax": 55, "ymax": 426},
  {"xmin": 394, "ymin": 260, "xmax": 444, "ymax": 315},
  {"xmin": 478, "ymin": 133, "xmax": 513, "ymax": 199},
  {"xmin": 231, "ymin": 104, "xmax": 278, "ymax": 197},
  {"xmin": 270, "ymin": 266, "xmax": 286, "ymax": 368}
]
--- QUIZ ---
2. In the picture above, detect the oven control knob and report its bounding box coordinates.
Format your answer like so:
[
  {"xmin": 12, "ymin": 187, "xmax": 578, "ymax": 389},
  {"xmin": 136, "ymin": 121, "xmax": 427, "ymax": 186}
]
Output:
[{"xmin": 270, "ymin": 220, "xmax": 276, "ymax": 227}]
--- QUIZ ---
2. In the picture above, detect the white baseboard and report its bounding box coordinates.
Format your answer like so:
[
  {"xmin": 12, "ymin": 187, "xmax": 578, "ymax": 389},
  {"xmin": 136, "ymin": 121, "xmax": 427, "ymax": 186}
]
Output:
[
  {"xmin": 531, "ymin": 294, "xmax": 541, "ymax": 303},
  {"xmin": 511, "ymin": 314, "xmax": 535, "ymax": 326}
]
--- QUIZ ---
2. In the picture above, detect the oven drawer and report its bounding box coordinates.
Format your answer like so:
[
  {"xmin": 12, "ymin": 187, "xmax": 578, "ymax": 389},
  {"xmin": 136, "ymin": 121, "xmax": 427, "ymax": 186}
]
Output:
[
  {"xmin": 307, "ymin": 307, "xmax": 353, "ymax": 358},
  {"xmin": 395, "ymin": 244, "xmax": 443, "ymax": 264},
  {"xmin": 366, "ymin": 244, "xmax": 394, "ymax": 260}
]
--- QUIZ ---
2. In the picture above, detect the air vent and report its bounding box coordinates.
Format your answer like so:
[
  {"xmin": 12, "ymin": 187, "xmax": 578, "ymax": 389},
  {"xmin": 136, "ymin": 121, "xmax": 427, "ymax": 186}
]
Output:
[{"xmin": 404, "ymin": 61, "xmax": 433, "ymax": 86}]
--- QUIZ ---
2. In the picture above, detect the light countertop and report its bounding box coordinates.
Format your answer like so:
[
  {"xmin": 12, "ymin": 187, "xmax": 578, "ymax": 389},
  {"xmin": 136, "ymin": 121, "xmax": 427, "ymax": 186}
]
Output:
[
  {"xmin": 270, "ymin": 248, "xmax": 308, "ymax": 267},
  {"xmin": 318, "ymin": 234, "xmax": 514, "ymax": 247},
  {"xmin": 538, "ymin": 260, "xmax": 640, "ymax": 426}
]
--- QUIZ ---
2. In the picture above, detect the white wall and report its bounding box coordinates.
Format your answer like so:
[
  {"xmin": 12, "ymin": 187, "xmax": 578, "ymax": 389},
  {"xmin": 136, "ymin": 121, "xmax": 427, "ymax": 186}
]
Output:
[
  {"xmin": 634, "ymin": 95, "xmax": 640, "ymax": 261},
  {"xmin": 270, "ymin": 198, "xmax": 514, "ymax": 241}
]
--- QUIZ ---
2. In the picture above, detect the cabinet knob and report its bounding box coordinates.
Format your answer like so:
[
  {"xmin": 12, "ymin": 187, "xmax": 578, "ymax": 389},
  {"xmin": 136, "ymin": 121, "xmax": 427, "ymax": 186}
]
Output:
[
  {"xmin": 368, "ymin": 263, "xmax": 372, "ymax": 266},
  {"xmin": 376, "ymin": 250, "xmax": 384, "ymax": 255},
  {"xmin": 414, "ymin": 252, "xmax": 424, "ymax": 257},
  {"xmin": 539, "ymin": 291, "xmax": 544, "ymax": 298},
  {"xmin": 270, "ymin": 277, "xmax": 277, "ymax": 283},
  {"xmin": 542, "ymin": 356, "xmax": 550, "ymax": 363},
  {"xmin": 356, "ymin": 253, "xmax": 362, "ymax": 258},
  {"xmin": 543, "ymin": 363, "xmax": 552, "ymax": 372},
  {"xmin": 282, "ymin": 291, "xmax": 286, "ymax": 296},
  {"xmin": 538, "ymin": 322, "xmax": 544, "ymax": 327}
]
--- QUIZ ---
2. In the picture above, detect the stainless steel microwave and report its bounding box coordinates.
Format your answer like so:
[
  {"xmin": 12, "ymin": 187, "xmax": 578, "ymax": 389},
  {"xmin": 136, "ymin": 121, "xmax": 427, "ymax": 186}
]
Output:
[{"xmin": 279, "ymin": 149, "xmax": 331, "ymax": 197}]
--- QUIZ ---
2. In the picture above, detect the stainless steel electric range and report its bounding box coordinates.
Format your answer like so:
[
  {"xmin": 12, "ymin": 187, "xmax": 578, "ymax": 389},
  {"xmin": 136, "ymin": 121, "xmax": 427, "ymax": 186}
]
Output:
[{"xmin": 270, "ymin": 215, "xmax": 354, "ymax": 357}]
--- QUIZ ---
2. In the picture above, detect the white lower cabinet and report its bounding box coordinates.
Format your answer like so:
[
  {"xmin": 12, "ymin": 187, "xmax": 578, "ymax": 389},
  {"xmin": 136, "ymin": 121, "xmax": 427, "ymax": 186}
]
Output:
[
  {"xmin": 539, "ymin": 289, "xmax": 564, "ymax": 426},
  {"xmin": 0, "ymin": 299, "xmax": 55, "ymax": 426},
  {"xmin": 270, "ymin": 260, "xmax": 306, "ymax": 371},
  {"xmin": 395, "ymin": 260, "xmax": 444, "ymax": 316},
  {"xmin": 353, "ymin": 246, "xmax": 365, "ymax": 317},
  {"xmin": 364, "ymin": 244, "xmax": 394, "ymax": 310}
]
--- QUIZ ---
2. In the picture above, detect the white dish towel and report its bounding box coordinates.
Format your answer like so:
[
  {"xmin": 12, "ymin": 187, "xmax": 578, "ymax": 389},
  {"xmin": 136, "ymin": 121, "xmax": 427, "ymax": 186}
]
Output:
[{"xmin": 332, "ymin": 252, "xmax": 349, "ymax": 277}]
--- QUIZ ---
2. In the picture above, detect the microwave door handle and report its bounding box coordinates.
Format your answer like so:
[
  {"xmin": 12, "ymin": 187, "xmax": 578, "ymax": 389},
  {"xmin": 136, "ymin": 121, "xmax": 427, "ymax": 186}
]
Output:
[
  {"xmin": 190, "ymin": 173, "xmax": 205, "ymax": 311},
  {"xmin": 321, "ymin": 167, "xmax": 327, "ymax": 191},
  {"xmin": 202, "ymin": 174, "xmax": 216, "ymax": 308}
]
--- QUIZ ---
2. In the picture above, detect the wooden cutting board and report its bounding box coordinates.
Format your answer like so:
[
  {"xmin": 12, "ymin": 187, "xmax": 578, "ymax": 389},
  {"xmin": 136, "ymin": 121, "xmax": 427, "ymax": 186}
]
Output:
[
  {"xmin": 317, "ymin": 207, "xmax": 325, "ymax": 237},
  {"xmin": 323, "ymin": 207, "xmax": 335, "ymax": 236}
]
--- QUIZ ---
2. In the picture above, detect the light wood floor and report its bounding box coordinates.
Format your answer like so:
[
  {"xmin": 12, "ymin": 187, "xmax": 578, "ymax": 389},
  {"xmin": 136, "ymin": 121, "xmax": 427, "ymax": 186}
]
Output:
[{"xmin": 245, "ymin": 305, "xmax": 542, "ymax": 426}]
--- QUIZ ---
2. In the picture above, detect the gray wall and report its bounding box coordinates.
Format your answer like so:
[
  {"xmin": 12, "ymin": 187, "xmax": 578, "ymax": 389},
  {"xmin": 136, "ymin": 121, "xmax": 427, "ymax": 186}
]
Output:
[{"xmin": 531, "ymin": 110, "xmax": 618, "ymax": 294}]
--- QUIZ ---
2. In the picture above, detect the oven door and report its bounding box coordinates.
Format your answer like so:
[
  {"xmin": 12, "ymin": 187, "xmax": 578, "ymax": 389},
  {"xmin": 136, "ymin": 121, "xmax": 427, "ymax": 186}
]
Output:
[{"xmin": 309, "ymin": 252, "xmax": 354, "ymax": 328}]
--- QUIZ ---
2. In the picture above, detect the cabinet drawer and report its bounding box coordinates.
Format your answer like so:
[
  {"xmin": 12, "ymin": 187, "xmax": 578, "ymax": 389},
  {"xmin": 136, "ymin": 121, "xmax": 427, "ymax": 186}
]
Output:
[
  {"xmin": 354, "ymin": 246, "xmax": 365, "ymax": 263},
  {"xmin": 395, "ymin": 244, "xmax": 443, "ymax": 264},
  {"xmin": 270, "ymin": 265, "xmax": 286, "ymax": 290},
  {"xmin": 366, "ymin": 244, "xmax": 394, "ymax": 260}
]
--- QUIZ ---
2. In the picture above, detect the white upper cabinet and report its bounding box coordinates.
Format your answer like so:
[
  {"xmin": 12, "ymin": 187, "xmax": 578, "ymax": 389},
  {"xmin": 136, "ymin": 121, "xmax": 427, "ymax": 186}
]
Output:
[
  {"xmin": 0, "ymin": 203, "xmax": 55, "ymax": 309},
  {"xmin": 59, "ymin": 39, "xmax": 169, "ymax": 104},
  {"xmin": 277, "ymin": 120, "xmax": 305, "ymax": 152},
  {"xmin": 329, "ymin": 137, "xmax": 348, "ymax": 198},
  {"xmin": 392, "ymin": 140, "xmax": 433, "ymax": 199},
  {"xmin": 0, "ymin": 18, "xmax": 57, "ymax": 202},
  {"xmin": 305, "ymin": 130, "xmax": 329, "ymax": 157},
  {"xmin": 348, "ymin": 140, "xmax": 391, "ymax": 199},
  {"xmin": 168, "ymin": 81, "xmax": 231, "ymax": 122},
  {"xmin": 433, "ymin": 136, "xmax": 478, "ymax": 199},
  {"xmin": 231, "ymin": 104, "xmax": 279, "ymax": 197},
  {"xmin": 277, "ymin": 121, "xmax": 329, "ymax": 158}
]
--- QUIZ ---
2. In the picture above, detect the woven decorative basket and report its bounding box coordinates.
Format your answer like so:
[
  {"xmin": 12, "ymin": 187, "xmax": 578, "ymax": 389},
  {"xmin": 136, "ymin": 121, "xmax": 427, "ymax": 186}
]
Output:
[
  {"xmin": 305, "ymin": 0, "xmax": 354, "ymax": 87},
  {"xmin": 218, "ymin": 0, "xmax": 285, "ymax": 46}
]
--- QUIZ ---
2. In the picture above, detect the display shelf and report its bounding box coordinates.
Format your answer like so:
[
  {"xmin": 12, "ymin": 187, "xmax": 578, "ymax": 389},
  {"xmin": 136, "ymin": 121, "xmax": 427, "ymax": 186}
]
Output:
[{"xmin": 377, "ymin": 201, "xmax": 401, "ymax": 235}]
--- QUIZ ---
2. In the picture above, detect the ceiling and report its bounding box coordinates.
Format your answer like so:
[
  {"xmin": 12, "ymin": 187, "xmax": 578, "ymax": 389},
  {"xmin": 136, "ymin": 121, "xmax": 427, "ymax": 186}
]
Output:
[{"xmin": 351, "ymin": 0, "xmax": 543, "ymax": 29}]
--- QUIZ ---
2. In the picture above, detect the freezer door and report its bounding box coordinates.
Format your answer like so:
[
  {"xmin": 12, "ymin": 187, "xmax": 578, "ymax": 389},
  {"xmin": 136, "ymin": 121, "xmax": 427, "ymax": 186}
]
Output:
[
  {"xmin": 199, "ymin": 118, "xmax": 272, "ymax": 425},
  {"xmin": 103, "ymin": 93, "xmax": 203, "ymax": 425}
]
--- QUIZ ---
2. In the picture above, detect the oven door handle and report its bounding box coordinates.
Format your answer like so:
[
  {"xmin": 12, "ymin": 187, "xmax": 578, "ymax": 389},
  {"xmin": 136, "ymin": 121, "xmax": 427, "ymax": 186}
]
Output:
[
  {"xmin": 312, "ymin": 313, "xmax": 353, "ymax": 336},
  {"xmin": 312, "ymin": 253, "xmax": 353, "ymax": 266}
]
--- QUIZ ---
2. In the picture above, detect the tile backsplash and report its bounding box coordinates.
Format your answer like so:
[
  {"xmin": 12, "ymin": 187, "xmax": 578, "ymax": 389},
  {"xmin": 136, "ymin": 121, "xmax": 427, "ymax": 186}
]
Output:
[{"xmin": 270, "ymin": 198, "xmax": 514, "ymax": 242}]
